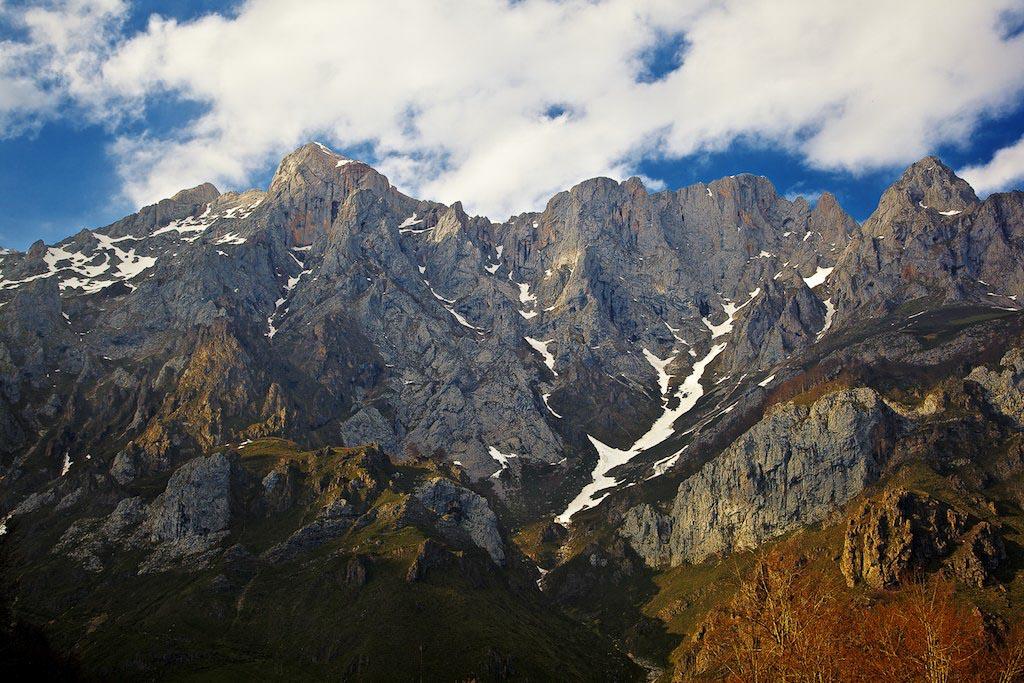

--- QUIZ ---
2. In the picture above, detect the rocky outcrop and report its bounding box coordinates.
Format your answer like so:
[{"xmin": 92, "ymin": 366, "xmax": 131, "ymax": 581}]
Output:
[
  {"xmin": 262, "ymin": 497, "xmax": 357, "ymax": 564},
  {"xmin": 841, "ymin": 489, "xmax": 1005, "ymax": 588},
  {"xmin": 53, "ymin": 452, "xmax": 237, "ymax": 574},
  {"xmin": 969, "ymin": 347, "xmax": 1024, "ymax": 426},
  {"xmin": 841, "ymin": 489, "xmax": 965, "ymax": 588},
  {"xmin": 725, "ymin": 276, "xmax": 825, "ymax": 369},
  {"xmin": 405, "ymin": 538, "xmax": 454, "ymax": 582},
  {"xmin": 947, "ymin": 521, "xmax": 1006, "ymax": 588},
  {"xmin": 344, "ymin": 555, "xmax": 370, "ymax": 587},
  {"xmin": 55, "ymin": 497, "xmax": 146, "ymax": 572},
  {"xmin": 414, "ymin": 478, "xmax": 505, "ymax": 566},
  {"xmin": 145, "ymin": 452, "xmax": 234, "ymax": 543},
  {"xmin": 621, "ymin": 388, "xmax": 894, "ymax": 566}
]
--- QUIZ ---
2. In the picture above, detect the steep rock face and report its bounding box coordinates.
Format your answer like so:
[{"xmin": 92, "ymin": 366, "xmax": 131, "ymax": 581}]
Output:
[
  {"xmin": 0, "ymin": 141, "xmax": 867, "ymax": 517},
  {"xmin": 621, "ymin": 388, "xmax": 894, "ymax": 566},
  {"xmin": 414, "ymin": 477, "xmax": 506, "ymax": 565},
  {"xmin": 145, "ymin": 452, "xmax": 234, "ymax": 543},
  {"xmin": 266, "ymin": 142, "xmax": 398, "ymax": 246},
  {"xmin": 723, "ymin": 275, "xmax": 826, "ymax": 370},
  {"xmin": 969, "ymin": 347, "xmax": 1024, "ymax": 426},
  {"xmin": 841, "ymin": 489, "xmax": 1005, "ymax": 589},
  {"xmin": 4, "ymin": 145, "xmax": 1022, "ymax": 527},
  {"xmin": 829, "ymin": 157, "xmax": 1024, "ymax": 322},
  {"xmin": 484, "ymin": 172, "xmax": 857, "ymax": 444}
]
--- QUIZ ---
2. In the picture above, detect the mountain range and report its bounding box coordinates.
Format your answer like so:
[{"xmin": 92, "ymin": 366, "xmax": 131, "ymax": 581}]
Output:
[{"xmin": 1, "ymin": 143, "xmax": 1023, "ymax": 680}]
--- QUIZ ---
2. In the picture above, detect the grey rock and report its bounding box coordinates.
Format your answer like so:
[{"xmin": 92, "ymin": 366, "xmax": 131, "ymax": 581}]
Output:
[
  {"xmin": 724, "ymin": 276, "xmax": 825, "ymax": 370},
  {"xmin": 12, "ymin": 488, "xmax": 57, "ymax": 517},
  {"xmin": 339, "ymin": 406, "xmax": 400, "ymax": 454},
  {"xmin": 110, "ymin": 449, "xmax": 139, "ymax": 486},
  {"xmin": 621, "ymin": 388, "xmax": 893, "ymax": 566},
  {"xmin": 262, "ymin": 497, "xmax": 356, "ymax": 564},
  {"xmin": 969, "ymin": 347, "xmax": 1024, "ymax": 426},
  {"xmin": 829, "ymin": 157, "xmax": 1024, "ymax": 323},
  {"xmin": 54, "ymin": 496, "xmax": 146, "ymax": 572},
  {"xmin": 414, "ymin": 477, "xmax": 505, "ymax": 565},
  {"xmin": 146, "ymin": 452, "xmax": 233, "ymax": 543},
  {"xmin": 260, "ymin": 464, "xmax": 298, "ymax": 513}
]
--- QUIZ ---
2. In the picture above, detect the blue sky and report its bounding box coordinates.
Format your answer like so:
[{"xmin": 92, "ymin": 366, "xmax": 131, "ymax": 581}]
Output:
[{"xmin": 2, "ymin": 0, "xmax": 1024, "ymax": 250}]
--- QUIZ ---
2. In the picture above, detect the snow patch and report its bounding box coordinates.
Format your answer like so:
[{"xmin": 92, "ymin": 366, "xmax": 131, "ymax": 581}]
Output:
[
  {"xmin": 557, "ymin": 342, "xmax": 727, "ymax": 521},
  {"xmin": 817, "ymin": 298, "xmax": 836, "ymax": 341},
  {"xmin": 488, "ymin": 446, "xmax": 517, "ymax": 478},
  {"xmin": 702, "ymin": 289, "xmax": 759, "ymax": 339},
  {"xmin": 525, "ymin": 337, "xmax": 557, "ymax": 375},
  {"xmin": 517, "ymin": 282, "xmax": 536, "ymax": 305},
  {"xmin": 803, "ymin": 265, "xmax": 834, "ymax": 289},
  {"xmin": 214, "ymin": 232, "xmax": 246, "ymax": 245},
  {"xmin": 642, "ymin": 348, "xmax": 675, "ymax": 397},
  {"xmin": 426, "ymin": 280, "xmax": 484, "ymax": 331},
  {"xmin": 648, "ymin": 450, "xmax": 683, "ymax": 479},
  {"xmin": 541, "ymin": 392, "xmax": 562, "ymax": 418},
  {"xmin": 398, "ymin": 213, "xmax": 422, "ymax": 229}
]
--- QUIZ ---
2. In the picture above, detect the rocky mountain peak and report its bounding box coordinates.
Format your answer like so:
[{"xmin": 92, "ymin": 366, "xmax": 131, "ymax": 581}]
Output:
[
  {"xmin": 26, "ymin": 239, "xmax": 47, "ymax": 259},
  {"xmin": 268, "ymin": 142, "xmax": 386, "ymax": 194},
  {"xmin": 266, "ymin": 141, "xmax": 394, "ymax": 245},
  {"xmin": 712, "ymin": 173, "xmax": 781, "ymax": 205},
  {"xmin": 430, "ymin": 202, "xmax": 470, "ymax": 241},
  {"xmin": 810, "ymin": 190, "xmax": 840, "ymax": 218},
  {"xmin": 621, "ymin": 176, "xmax": 649, "ymax": 196},
  {"xmin": 882, "ymin": 155, "xmax": 978, "ymax": 214},
  {"xmin": 809, "ymin": 190, "xmax": 858, "ymax": 241},
  {"xmin": 169, "ymin": 182, "xmax": 221, "ymax": 205}
]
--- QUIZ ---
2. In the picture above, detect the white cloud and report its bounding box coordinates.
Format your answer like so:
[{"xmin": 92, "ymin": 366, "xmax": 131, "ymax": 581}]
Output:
[
  {"xmin": 959, "ymin": 135, "xmax": 1024, "ymax": 195},
  {"xmin": 2, "ymin": 0, "xmax": 1024, "ymax": 219},
  {"xmin": 0, "ymin": 0, "xmax": 126, "ymax": 132}
]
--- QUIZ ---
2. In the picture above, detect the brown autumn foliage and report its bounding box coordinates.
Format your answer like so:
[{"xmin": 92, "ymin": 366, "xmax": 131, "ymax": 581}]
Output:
[{"xmin": 690, "ymin": 550, "xmax": 1022, "ymax": 683}]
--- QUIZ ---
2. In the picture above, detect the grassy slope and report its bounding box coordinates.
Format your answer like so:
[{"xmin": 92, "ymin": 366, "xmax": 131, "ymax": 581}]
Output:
[{"xmin": 1, "ymin": 440, "xmax": 641, "ymax": 681}]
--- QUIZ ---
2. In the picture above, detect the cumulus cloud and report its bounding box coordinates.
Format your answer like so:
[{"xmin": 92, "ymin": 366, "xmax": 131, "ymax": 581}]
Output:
[
  {"xmin": 0, "ymin": 0, "xmax": 127, "ymax": 123},
  {"xmin": 2, "ymin": 0, "xmax": 1024, "ymax": 219},
  {"xmin": 959, "ymin": 135, "xmax": 1024, "ymax": 195}
]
